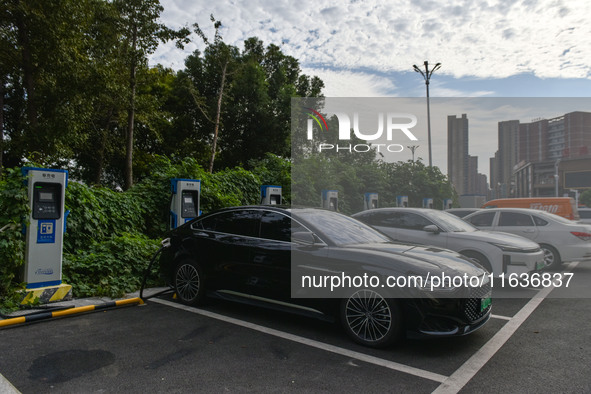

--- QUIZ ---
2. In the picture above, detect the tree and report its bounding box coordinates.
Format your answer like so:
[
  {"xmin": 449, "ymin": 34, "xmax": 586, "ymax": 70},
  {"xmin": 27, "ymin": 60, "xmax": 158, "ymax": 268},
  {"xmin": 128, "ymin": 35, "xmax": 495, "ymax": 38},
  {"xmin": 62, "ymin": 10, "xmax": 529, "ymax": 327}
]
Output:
[
  {"xmin": 193, "ymin": 15, "xmax": 236, "ymax": 173},
  {"xmin": 580, "ymin": 190, "xmax": 591, "ymax": 208},
  {"xmin": 114, "ymin": 0, "xmax": 189, "ymax": 189}
]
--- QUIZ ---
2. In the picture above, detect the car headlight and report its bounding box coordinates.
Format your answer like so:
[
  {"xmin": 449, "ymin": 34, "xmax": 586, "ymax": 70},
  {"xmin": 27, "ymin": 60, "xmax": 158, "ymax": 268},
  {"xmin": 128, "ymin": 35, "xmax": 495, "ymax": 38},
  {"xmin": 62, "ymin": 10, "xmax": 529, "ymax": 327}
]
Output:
[{"xmin": 488, "ymin": 242, "xmax": 530, "ymax": 253}]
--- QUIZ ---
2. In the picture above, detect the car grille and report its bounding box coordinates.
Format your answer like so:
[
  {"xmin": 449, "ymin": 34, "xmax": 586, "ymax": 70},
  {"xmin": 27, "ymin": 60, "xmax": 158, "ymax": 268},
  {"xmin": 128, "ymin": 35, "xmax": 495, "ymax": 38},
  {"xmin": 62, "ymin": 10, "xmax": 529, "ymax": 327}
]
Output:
[{"xmin": 464, "ymin": 281, "xmax": 492, "ymax": 322}]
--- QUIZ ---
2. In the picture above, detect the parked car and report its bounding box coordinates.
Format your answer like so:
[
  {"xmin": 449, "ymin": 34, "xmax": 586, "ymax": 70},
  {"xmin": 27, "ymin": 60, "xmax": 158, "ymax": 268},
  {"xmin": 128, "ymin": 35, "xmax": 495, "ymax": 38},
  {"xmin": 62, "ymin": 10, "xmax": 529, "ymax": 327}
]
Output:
[
  {"xmin": 160, "ymin": 206, "xmax": 492, "ymax": 348},
  {"xmin": 481, "ymin": 197, "xmax": 579, "ymax": 220},
  {"xmin": 352, "ymin": 207, "xmax": 545, "ymax": 275},
  {"xmin": 464, "ymin": 208, "xmax": 591, "ymax": 269},
  {"xmin": 445, "ymin": 208, "xmax": 482, "ymax": 218},
  {"xmin": 578, "ymin": 208, "xmax": 591, "ymax": 224}
]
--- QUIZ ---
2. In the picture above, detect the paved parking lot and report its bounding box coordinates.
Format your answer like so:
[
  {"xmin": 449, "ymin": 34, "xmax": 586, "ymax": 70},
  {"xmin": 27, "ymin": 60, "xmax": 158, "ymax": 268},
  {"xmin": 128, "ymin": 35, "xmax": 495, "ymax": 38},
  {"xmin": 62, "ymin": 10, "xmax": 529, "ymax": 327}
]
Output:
[{"xmin": 1, "ymin": 262, "xmax": 590, "ymax": 393}]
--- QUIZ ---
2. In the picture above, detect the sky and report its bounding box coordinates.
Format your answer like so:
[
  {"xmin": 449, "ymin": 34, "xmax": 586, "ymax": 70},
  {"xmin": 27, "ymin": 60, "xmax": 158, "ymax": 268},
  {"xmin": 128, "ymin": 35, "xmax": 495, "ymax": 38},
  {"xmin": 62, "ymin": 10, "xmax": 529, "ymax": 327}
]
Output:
[{"xmin": 150, "ymin": 0, "xmax": 591, "ymax": 179}]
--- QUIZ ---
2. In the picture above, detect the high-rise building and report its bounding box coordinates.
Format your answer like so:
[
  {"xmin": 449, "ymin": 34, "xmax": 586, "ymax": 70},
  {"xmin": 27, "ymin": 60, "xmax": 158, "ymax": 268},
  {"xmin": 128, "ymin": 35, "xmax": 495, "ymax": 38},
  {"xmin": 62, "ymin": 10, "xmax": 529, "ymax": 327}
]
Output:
[
  {"xmin": 517, "ymin": 111, "xmax": 591, "ymax": 163},
  {"xmin": 447, "ymin": 114, "xmax": 469, "ymax": 195},
  {"xmin": 495, "ymin": 111, "xmax": 591, "ymax": 197},
  {"xmin": 518, "ymin": 118, "xmax": 548, "ymax": 163},
  {"xmin": 493, "ymin": 120, "xmax": 519, "ymax": 198}
]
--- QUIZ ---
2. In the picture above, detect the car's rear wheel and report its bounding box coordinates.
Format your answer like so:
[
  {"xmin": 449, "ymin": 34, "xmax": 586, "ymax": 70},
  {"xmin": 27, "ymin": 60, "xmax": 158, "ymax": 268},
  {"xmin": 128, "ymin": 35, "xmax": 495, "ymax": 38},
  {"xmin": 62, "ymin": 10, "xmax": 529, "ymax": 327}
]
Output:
[
  {"xmin": 174, "ymin": 260, "xmax": 205, "ymax": 305},
  {"xmin": 539, "ymin": 244, "xmax": 561, "ymax": 269},
  {"xmin": 461, "ymin": 251, "xmax": 492, "ymax": 274},
  {"xmin": 340, "ymin": 289, "xmax": 402, "ymax": 348}
]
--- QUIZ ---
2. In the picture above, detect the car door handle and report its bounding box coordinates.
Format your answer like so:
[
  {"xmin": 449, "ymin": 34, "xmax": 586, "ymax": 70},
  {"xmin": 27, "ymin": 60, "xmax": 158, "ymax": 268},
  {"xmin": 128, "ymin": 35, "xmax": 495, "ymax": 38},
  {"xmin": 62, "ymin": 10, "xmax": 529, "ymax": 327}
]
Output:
[{"xmin": 521, "ymin": 229, "xmax": 535, "ymax": 233}]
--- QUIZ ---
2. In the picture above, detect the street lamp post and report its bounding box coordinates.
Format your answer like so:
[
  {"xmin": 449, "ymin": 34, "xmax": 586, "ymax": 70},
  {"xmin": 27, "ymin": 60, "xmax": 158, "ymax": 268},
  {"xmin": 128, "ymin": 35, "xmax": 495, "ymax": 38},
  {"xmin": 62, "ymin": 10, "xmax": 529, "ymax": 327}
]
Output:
[
  {"xmin": 554, "ymin": 159, "xmax": 561, "ymax": 197},
  {"xmin": 407, "ymin": 145, "xmax": 419, "ymax": 163},
  {"xmin": 413, "ymin": 61, "xmax": 441, "ymax": 167}
]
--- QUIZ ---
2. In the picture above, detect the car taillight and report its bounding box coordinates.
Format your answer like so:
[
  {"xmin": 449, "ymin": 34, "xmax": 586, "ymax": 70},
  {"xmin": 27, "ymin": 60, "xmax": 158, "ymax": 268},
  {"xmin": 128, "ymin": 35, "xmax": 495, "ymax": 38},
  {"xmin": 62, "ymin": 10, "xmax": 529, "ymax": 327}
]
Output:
[{"xmin": 571, "ymin": 231, "xmax": 591, "ymax": 241}]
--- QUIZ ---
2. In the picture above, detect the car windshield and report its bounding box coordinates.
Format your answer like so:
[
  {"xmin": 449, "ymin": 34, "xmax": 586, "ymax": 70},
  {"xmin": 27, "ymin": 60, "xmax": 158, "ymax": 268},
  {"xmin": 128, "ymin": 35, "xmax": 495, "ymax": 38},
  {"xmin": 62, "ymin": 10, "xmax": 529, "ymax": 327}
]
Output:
[
  {"xmin": 426, "ymin": 210, "xmax": 478, "ymax": 232},
  {"xmin": 293, "ymin": 209, "xmax": 390, "ymax": 246}
]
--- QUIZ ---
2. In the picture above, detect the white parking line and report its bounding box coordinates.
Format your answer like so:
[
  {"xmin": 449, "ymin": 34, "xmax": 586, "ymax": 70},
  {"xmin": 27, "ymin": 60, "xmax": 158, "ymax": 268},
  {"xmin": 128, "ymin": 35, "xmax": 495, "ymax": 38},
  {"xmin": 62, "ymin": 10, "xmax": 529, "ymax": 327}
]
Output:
[
  {"xmin": 151, "ymin": 297, "xmax": 448, "ymax": 383},
  {"xmin": 0, "ymin": 373, "xmax": 20, "ymax": 394},
  {"xmin": 432, "ymin": 261, "xmax": 579, "ymax": 394},
  {"xmin": 490, "ymin": 314, "xmax": 512, "ymax": 321}
]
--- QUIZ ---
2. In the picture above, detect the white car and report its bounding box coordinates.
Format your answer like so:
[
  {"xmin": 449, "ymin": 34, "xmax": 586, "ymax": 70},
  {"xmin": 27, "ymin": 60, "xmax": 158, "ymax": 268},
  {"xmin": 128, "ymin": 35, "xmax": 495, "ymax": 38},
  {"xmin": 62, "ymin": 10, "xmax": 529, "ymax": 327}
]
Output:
[
  {"xmin": 464, "ymin": 208, "xmax": 591, "ymax": 269},
  {"xmin": 352, "ymin": 208, "xmax": 545, "ymax": 276}
]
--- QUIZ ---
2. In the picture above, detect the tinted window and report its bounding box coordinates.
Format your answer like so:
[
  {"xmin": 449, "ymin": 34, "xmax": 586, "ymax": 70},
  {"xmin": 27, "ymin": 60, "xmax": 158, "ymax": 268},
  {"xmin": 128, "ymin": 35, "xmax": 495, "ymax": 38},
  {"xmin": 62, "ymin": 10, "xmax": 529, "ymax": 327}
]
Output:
[
  {"xmin": 579, "ymin": 210, "xmax": 591, "ymax": 219},
  {"xmin": 260, "ymin": 211, "xmax": 292, "ymax": 242},
  {"xmin": 199, "ymin": 210, "xmax": 261, "ymax": 237},
  {"xmin": 467, "ymin": 212, "xmax": 496, "ymax": 227},
  {"xmin": 398, "ymin": 212, "xmax": 433, "ymax": 230},
  {"xmin": 374, "ymin": 212, "xmax": 432, "ymax": 230},
  {"xmin": 371, "ymin": 212, "xmax": 401, "ymax": 227},
  {"xmin": 532, "ymin": 215, "xmax": 549, "ymax": 226},
  {"xmin": 498, "ymin": 212, "xmax": 534, "ymax": 227}
]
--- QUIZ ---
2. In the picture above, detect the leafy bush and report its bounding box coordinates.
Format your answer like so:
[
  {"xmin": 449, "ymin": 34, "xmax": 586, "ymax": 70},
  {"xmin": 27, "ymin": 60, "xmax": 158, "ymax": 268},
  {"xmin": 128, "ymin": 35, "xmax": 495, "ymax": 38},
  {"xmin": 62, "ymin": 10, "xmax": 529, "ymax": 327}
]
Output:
[
  {"xmin": 63, "ymin": 234, "xmax": 161, "ymax": 298},
  {"xmin": 0, "ymin": 167, "xmax": 29, "ymax": 310},
  {"xmin": 64, "ymin": 183, "xmax": 147, "ymax": 252}
]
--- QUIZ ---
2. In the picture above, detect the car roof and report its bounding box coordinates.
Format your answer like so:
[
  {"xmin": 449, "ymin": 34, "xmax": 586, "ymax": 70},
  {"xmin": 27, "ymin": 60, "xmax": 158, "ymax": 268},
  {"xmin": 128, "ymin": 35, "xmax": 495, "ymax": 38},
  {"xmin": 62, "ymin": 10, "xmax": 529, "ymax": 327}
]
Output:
[
  {"xmin": 464, "ymin": 207, "xmax": 566, "ymax": 218},
  {"xmin": 353, "ymin": 207, "xmax": 431, "ymax": 214}
]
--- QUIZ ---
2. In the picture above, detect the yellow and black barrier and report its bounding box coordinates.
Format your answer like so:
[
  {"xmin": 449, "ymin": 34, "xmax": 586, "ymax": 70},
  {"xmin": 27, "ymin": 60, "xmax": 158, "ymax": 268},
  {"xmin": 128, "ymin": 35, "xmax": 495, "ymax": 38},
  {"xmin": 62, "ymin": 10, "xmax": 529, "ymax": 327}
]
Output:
[{"xmin": 0, "ymin": 297, "xmax": 144, "ymax": 328}]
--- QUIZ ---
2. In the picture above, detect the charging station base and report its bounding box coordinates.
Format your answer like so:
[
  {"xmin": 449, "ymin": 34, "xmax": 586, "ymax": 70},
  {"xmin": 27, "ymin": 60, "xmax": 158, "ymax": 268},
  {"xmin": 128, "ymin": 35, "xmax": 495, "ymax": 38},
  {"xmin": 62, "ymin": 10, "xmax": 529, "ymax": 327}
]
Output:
[{"xmin": 20, "ymin": 284, "xmax": 73, "ymax": 305}]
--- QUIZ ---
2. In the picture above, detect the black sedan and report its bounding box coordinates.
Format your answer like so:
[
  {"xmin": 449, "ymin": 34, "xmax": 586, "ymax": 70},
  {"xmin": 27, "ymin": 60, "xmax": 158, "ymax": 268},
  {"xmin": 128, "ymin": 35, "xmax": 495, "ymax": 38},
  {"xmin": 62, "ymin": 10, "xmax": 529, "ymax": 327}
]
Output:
[{"xmin": 159, "ymin": 206, "xmax": 492, "ymax": 348}]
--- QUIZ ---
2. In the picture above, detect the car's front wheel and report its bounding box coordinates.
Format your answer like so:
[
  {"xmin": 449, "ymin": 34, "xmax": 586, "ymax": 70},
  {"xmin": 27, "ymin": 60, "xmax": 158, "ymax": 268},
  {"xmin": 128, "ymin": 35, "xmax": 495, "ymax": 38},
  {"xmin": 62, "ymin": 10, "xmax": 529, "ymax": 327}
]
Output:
[
  {"xmin": 539, "ymin": 244, "xmax": 561, "ymax": 270},
  {"xmin": 174, "ymin": 259, "xmax": 205, "ymax": 305},
  {"xmin": 340, "ymin": 289, "xmax": 402, "ymax": 348}
]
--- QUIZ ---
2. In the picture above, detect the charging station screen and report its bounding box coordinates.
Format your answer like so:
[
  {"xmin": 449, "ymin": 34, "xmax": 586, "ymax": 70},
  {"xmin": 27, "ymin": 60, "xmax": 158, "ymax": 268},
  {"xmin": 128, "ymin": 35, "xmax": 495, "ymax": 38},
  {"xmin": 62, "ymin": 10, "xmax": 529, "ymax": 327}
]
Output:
[
  {"xmin": 32, "ymin": 183, "xmax": 61, "ymax": 220},
  {"xmin": 181, "ymin": 191, "xmax": 198, "ymax": 218}
]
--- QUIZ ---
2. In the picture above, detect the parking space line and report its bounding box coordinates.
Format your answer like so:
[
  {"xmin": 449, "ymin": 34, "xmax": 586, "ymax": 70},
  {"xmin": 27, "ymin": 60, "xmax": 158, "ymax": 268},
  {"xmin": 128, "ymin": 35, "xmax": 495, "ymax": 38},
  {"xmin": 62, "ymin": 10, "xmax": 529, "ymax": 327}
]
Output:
[
  {"xmin": 0, "ymin": 372, "xmax": 20, "ymax": 394},
  {"xmin": 432, "ymin": 261, "xmax": 579, "ymax": 394},
  {"xmin": 490, "ymin": 314, "xmax": 512, "ymax": 321},
  {"xmin": 151, "ymin": 298, "xmax": 448, "ymax": 383}
]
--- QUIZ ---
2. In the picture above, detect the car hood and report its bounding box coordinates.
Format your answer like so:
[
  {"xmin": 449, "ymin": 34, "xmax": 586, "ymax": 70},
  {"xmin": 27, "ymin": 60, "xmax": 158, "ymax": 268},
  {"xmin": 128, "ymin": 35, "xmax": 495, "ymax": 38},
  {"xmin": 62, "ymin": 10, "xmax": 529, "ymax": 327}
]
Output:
[
  {"xmin": 448, "ymin": 230, "xmax": 540, "ymax": 249},
  {"xmin": 344, "ymin": 242, "xmax": 486, "ymax": 277}
]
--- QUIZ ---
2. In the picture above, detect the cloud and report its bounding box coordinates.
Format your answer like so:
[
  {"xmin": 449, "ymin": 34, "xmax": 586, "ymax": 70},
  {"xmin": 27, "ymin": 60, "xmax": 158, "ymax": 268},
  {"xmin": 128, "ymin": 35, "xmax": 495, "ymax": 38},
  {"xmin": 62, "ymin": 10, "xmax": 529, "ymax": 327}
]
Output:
[
  {"xmin": 154, "ymin": 0, "xmax": 591, "ymax": 81},
  {"xmin": 301, "ymin": 68, "xmax": 397, "ymax": 97}
]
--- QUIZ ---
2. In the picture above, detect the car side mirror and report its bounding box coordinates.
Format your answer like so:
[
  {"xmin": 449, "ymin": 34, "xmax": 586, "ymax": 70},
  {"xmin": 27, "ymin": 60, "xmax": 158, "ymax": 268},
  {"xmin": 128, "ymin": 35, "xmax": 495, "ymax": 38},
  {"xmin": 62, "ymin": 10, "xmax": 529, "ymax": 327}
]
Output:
[
  {"xmin": 292, "ymin": 231, "xmax": 318, "ymax": 245},
  {"xmin": 423, "ymin": 224, "xmax": 440, "ymax": 234}
]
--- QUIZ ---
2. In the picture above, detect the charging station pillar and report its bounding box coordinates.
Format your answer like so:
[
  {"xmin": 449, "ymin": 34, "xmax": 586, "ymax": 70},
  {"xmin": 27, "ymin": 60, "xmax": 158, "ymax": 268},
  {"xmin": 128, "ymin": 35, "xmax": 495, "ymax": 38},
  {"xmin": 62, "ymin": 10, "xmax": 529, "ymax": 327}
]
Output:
[
  {"xmin": 423, "ymin": 198, "xmax": 434, "ymax": 209},
  {"xmin": 21, "ymin": 167, "xmax": 71, "ymax": 302},
  {"xmin": 396, "ymin": 196, "xmax": 409, "ymax": 207},
  {"xmin": 443, "ymin": 199, "xmax": 453, "ymax": 210},
  {"xmin": 364, "ymin": 193, "xmax": 378, "ymax": 210},
  {"xmin": 260, "ymin": 185, "xmax": 282, "ymax": 205},
  {"xmin": 321, "ymin": 190, "xmax": 338, "ymax": 211},
  {"xmin": 170, "ymin": 178, "xmax": 200, "ymax": 229}
]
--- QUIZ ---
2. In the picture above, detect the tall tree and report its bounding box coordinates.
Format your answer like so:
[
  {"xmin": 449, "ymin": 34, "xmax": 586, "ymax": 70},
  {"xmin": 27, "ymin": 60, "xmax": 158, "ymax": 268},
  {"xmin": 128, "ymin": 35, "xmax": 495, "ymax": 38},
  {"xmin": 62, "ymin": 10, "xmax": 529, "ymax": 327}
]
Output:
[
  {"xmin": 2, "ymin": 0, "xmax": 100, "ymax": 166},
  {"xmin": 193, "ymin": 15, "xmax": 236, "ymax": 173},
  {"xmin": 114, "ymin": 0, "xmax": 189, "ymax": 189}
]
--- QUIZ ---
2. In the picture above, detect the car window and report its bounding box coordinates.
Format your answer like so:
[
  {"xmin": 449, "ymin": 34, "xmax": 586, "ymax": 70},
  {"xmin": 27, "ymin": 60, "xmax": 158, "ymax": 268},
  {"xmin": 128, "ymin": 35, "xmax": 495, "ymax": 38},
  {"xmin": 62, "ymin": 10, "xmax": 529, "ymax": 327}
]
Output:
[
  {"xmin": 199, "ymin": 210, "xmax": 261, "ymax": 237},
  {"xmin": 260, "ymin": 211, "xmax": 293, "ymax": 242},
  {"xmin": 579, "ymin": 210, "xmax": 591, "ymax": 219},
  {"xmin": 393, "ymin": 212, "xmax": 432, "ymax": 230},
  {"xmin": 353, "ymin": 212, "xmax": 375, "ymax": 225},
  {"xmin": 532, "ymin": 215, "xmax": 549, "ymax": 226},
  {"xmin": 368, "ymin": 212, "xmax": 400, "ymax": 227},
  {"xmin": 498, "ymin": 212, "xmax": 534, "ymax": 227},
  {"xmin": 466, "ymin": 212, "xmax": 496, "ymax": 227}
]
